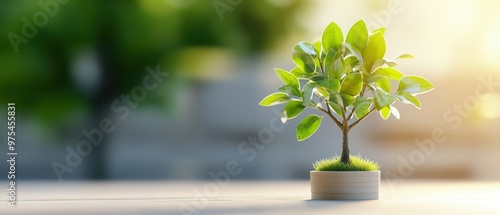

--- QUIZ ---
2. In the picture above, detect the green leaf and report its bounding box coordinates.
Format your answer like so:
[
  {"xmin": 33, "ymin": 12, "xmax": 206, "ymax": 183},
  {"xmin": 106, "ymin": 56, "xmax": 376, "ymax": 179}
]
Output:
[
  {"xmin": 371, "ymin": 59, "xmax": 386, "ymax": 73},
  {"xmin": 363, "ymin": 32, "xmax": 386, "ymax": 74},
  {"xmin": 324, "ymin": 50, "xmax": 344, "ymax": 80},
  {"xmin": 259, "ymin": 93, "xmax": 290, "ymax": 106},
  {"xmin": 375, "ymin": 76, "xmax": 391, "ymax": 93},
  {"xmin": 322, "ymin": 22, "xmax": 344, "ymax": 52},
  {"xmin": 341, "ymin": 94, "xmax": 356, "ymax": 107},
  {"xmin": 279, "ymin": 85, "xmax": 301, "ymax": 97},
  {"xmin": 290, "ymin": 67, "xmax": 314, "ymax": 79},
  {"xmin": 302, "ymin": 82, "xmax": 316, "ymax": 106},
  {"xmin": 397, "ymin": 75, "xmax": 434, "ymax": 95},
  {"xmin": 313, "ymin": 41, "xmax": 322, "ymax": 57},
  {"xmin": 310, "ymin": 75, "xmax": 326, "ymax": 83},
  {"xmin": 390, "ymin": 105, "xmax": 400, "ymax": 119},
  {"xmin": 374, "ymin": 67, "xmax": 404, "ymax": 80},
  {"xmin": 386, "ymin": 60, "xmax": 398, "ymax": 67},
  {"xmin": 328, "ymin": 93, "xmax": 343, "ymax": 116},
  {"xmin": 379, "ymin": 106, "xmax": 391, "ymax": 120},
  {"xmin": 373, "ymin": 58, "xmax": 399, "ymax": 69},
  {"xmin": 313, "ymin": 57, "xmax": 321, "ymax": 73},
  {"xmin": 293, "ymin": 41, "xmax": 317, "ymax": 56},
  {"xmin": 315, "ymin": 85, "xmax": 330, "ymax": 98},
  {"xmin": 309, "ymin": 76, "xmax": 329, "ymax": 97},
  {"xmin": 374, "ymin": 88, "xmax": 395, "ymax": 110},
  {"xmin": 345, "ymin": 56, "xmax": 360, "ymax": 68},
  {"xmin": 328, "ymin": 104, "xmax": 342, "ymax": 117},
  {"xmin": 328, "ymin": 93, "xmax": 343, "ymax": 105},
  {"xmin": 343, "ymin": 43, "xmax": 364, "ymax": 64},
  {"xmin": 281, "ymin": 109, "xmax": 288, "ymax": 124},
  {"xmin": 309, "ymin": 100, "xmax": 323, "ymax": 109},
  {"xmin": 367, "ymin": 74, "xmax": 384, "ymax": 83},
  {"xmin": 395, "ymin": 54, "xmax": 414, "ymax": 59},
  {"xmin": 310, "ymin": 76, "xmax": 334, "ymax": 97},
  {"xmin": 296, "ymin": 115, "xmax": 323, "ymax": 141},
  {"xmin": 343, "ymin": 62, "xmax": 353, "ymax": 76},
  {"xmin": 372, "ymin": 27, "xmax": 386, "ymax": 35},
  {"xmin": 340, "ymin": 73, "xmax": 363, "ymax": 96},
  {"xmin": 353, "ymin": 97, "xmax": 373, "ymax": 119},
  {"xmin": 323, "ymin": 49, "xmax": 334, "ymax": 77},
  {"xmin": 320, "ymin": 79, "xmax": 341, "ymax": 93},
  {"xmin": 292, "ymin": 51, "xmax": 316, "ymax": 73},
  {"xmin": 283, "ymin": 101, "xmax": 306, "ymax": 120},
  {"xmin": 346, "ymin": 20, "xmax": 368, "ymax": 52},
  {"xmin": 275, "ymin": 68, "xmax": 299, "ymax": 90},
  {"xmin": 395, "ymin": 91, "xmax": 421, "ymax": 109},
  {"xmin": 314, "ymin": 41, "xmax": 321, "ymax": 54}
]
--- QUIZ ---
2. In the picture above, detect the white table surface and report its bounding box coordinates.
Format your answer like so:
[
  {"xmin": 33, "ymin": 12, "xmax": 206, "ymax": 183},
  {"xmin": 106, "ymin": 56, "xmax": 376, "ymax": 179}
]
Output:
[{"xmin": 1, "ymin": 180, "xmax": 499, "ymax": 215}]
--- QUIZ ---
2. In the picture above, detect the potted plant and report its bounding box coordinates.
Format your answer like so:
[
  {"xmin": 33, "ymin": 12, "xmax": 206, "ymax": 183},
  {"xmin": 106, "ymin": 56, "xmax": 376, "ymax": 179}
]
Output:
[{"xmin": 259, "ymin": 20, "xmax": 434, "ymax": 200}]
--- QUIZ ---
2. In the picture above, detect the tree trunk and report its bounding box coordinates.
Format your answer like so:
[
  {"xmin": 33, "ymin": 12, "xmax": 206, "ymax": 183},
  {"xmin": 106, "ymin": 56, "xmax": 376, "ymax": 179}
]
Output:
[{"xmin": 340, "ymin": 127, "xmax": 350, "ymax": 164}]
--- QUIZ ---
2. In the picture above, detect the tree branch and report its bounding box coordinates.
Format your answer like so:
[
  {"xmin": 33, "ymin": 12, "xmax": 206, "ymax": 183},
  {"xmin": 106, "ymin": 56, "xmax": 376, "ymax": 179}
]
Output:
[
  {"xmin": 347, "ymin": 79, "xmax": 370, "ymax": 124},
  {"xmin": 317, "ymin": 105, "xmax": 343, "ymax": 129},
  {"xmin": 360, "ymin": 80, "xmax": 368, "ymax": 97},
  {"xmin": 349, "ymin": 108, "xmax": 376, "ymax": 129},
  {"xmin": 318, "ymin": 56, "xmax": 325, "ymax": 76},
  {"xmin": 347, "ymin": 108, "xmax": 356, "ymax": 121},
  {"xmin": 340, "ymin": 105, "xmax": 348, "ymax": 125}
]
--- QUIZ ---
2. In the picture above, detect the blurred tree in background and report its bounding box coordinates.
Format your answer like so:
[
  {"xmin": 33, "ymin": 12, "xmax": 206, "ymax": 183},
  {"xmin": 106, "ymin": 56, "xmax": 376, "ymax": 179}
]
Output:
[{"xmin": 0, "ymin": 0, "xmax": 307, "ymax": 179}]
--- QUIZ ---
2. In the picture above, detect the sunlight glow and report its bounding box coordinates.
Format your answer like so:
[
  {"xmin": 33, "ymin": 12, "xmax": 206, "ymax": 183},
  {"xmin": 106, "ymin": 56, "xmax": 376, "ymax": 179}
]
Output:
[
  {"xmin": 478, "ymin": 93, "xmax": 500, "ymax": 119},
  {"xmin": 482, "ymin": 23, "xmax": 500, "ymax": 67},
  {"xmin": 447, "ymin": 1, "xmax": 478, "ymax": 29}
]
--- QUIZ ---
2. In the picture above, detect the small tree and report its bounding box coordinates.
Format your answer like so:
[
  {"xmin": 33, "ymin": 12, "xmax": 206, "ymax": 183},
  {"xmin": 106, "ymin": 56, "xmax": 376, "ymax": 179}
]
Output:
[{"xmin": 260, "ymin": 20, "xmax": 434, "ymax": 164}]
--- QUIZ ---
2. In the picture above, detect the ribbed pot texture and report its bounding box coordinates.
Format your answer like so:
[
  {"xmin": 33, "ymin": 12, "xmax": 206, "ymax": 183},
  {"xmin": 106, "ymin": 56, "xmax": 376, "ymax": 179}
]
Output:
[{"xmin": 310, "ymin": 171, "xmax": 380, "ymax": 200}]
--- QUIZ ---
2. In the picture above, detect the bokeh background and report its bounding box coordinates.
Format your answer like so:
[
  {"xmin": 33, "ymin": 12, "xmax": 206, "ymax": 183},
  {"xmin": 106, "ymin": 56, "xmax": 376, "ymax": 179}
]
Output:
[{"xmin": 1, "ymin": 0, "xmax": 499, "ymax": 181}]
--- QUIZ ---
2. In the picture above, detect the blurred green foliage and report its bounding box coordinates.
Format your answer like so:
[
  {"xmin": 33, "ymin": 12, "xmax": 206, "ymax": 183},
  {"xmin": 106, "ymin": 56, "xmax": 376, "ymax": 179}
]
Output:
[{"xmin": 0, "ymin": 0, "xmax": 306, "ymax": 125}]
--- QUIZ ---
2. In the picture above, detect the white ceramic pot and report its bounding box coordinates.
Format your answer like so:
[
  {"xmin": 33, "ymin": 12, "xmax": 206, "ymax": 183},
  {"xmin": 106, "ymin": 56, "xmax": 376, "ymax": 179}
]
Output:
[{"xmin": 310, "ymin": 171, "xmax": 380, "ymax": 200}]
